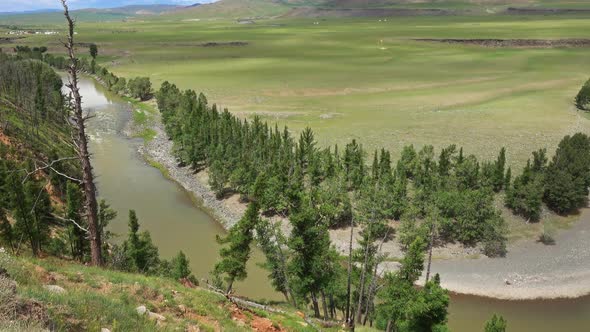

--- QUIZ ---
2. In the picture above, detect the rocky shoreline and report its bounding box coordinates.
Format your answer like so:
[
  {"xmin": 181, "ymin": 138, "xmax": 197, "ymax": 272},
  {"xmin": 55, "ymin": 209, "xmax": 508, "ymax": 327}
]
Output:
[{"xmin": 136, "ymin": 119, "xmax": 242, "ymax": 230}]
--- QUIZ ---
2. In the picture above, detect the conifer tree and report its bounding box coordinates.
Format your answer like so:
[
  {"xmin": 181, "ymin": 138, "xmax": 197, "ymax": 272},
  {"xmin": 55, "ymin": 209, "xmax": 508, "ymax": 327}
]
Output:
[
  {"xmin": 214, "ymin": 200, "xmax": 259, "ymax": 293},
  {"xmin": 485, "ymin": 314, "xmax": 507, "ymax": 332},
  {"xmin": 125, "ymin": 210, "xmax": 160, "ymax": 273},
  {"xmin": 171, "ymin": 251, "xmax": 192, "ymax": 280},
  {"xmin": 66, "ymin": 182, "xmax": 86, "ymax": 261},
  {"xmin": 288, "ymin": 196, "xmax": 332, "ymax": 317}
]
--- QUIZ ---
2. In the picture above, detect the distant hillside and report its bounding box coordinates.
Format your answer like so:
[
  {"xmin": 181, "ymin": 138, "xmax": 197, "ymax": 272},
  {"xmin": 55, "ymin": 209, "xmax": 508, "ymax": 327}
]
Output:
[
  {"xmin": 162, "ymin": 0, "xmax": 290, "ymax": 19},
  {"xmin": 78, "ymin": 4, "xmax": 186, "ymax": 16},
  {"xmin": 161, "ymin": 0, "xmax": 590, "ymax": 19}
]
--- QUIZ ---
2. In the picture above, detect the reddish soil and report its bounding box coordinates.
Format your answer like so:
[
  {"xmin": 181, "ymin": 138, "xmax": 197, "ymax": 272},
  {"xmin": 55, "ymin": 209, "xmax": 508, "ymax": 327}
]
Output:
[{"xmin": 230, "ymin": 304, "xmax": 285, "ymax": 332}]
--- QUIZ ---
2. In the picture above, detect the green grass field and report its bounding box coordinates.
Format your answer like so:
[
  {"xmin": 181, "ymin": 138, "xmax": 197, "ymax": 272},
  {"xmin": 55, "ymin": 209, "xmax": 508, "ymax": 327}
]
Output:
[{"xmin": 4, "ymin": 11, "xmax": 590, "ymax": 168}]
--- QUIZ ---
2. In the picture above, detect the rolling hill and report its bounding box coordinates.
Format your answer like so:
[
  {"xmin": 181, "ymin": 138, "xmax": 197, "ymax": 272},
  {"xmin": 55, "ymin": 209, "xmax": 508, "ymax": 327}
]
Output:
[{"xmin": 160, "ymin": 0, "xmax": 590, "ymax": 19}]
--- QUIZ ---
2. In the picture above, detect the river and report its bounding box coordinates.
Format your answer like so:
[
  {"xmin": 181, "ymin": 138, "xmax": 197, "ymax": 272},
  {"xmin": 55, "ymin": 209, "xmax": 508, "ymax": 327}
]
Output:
[{"xmin": 77, "ymin": 76, "xmax": 590, "ymax": 331}]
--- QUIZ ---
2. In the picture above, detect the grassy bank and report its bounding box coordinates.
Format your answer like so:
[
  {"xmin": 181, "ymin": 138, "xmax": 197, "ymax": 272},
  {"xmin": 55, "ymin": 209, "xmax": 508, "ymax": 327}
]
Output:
[{"xmin": 0, "ymin": 251, "xmax": 333, "ymax": 332}]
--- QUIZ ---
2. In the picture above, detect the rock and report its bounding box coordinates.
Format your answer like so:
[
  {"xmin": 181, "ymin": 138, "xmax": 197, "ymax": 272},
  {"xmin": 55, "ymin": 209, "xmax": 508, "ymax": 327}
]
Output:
[
  {"xmin": 136, "ymin": 305, "xmax": 148, "ymax": 315},
  {"xmin": 101, "ymin": 328, "xmax": 111, "ymax": 332},
  {"xmin": 43, "ymin": 285, "xmax": 66, "ymax": 294},
  {"xmin": 148, "ymin": 311, "xmax": 166, "ymax": 322}
]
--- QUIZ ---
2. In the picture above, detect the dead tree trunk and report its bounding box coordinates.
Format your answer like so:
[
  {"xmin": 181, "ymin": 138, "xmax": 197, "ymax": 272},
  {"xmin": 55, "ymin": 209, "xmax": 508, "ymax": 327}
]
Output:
[{"xmin": 61, "ymin": 0, "xmax": 102, "ymax": 266}]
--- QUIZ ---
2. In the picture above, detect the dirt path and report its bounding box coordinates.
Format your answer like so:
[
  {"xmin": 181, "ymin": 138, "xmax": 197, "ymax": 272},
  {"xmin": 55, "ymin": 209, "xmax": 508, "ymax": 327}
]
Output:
[{"xmin": 422, "ymin": 209, "xmax": 590, "ymax": 300}]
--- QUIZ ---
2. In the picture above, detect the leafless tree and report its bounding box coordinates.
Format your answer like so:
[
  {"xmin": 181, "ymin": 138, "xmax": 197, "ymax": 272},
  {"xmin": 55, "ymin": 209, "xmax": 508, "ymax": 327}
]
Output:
[{"xmin": 60, "ymin": 0, "xmax": 102, "ymax": 266}]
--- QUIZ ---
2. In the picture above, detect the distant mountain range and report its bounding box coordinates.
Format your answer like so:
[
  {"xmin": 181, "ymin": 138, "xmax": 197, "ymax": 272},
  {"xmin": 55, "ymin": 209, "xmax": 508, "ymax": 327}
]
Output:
[{"xmin": 0, "ymin": 9, "xmax": 61, "ymax": 15}]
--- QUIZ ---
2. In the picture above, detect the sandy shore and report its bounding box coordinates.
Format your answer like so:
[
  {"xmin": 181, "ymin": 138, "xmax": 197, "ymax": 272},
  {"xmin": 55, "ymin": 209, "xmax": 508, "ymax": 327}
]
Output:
[{"xmin": 135, "ymin": 111, "xmax": 590, "ymax": 301}]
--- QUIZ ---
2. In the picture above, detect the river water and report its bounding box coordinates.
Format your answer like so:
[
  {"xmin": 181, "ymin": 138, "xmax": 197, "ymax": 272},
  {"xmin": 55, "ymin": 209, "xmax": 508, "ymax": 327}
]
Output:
[{"xmin": 77, "ymin": 76, "xmax": 590, "ymax": 331}]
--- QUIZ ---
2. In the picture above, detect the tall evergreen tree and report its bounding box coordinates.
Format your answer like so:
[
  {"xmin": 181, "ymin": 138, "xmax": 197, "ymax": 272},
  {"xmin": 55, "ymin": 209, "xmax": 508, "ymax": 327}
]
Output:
[
  {"xmin": 214, "ymin": 201, "xmax": 259, "ymax": 293},
  {"xmin": 288, "ymin": 196, "xmax": 332, "ymax": 317}
]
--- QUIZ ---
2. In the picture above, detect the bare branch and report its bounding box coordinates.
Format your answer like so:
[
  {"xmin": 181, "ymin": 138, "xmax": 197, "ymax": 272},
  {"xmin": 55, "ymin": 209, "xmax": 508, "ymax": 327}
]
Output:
[
  {"xmin": 54, "ymin": 215, "xmax": 89, "ymax": 234},
  {"xmin": 21, "ymin": 156, "xmax": 79, "ymax": 184}
]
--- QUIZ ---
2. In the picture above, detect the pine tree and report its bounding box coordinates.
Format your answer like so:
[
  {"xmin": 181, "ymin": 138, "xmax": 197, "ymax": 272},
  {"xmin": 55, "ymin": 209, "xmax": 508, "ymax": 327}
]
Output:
[
  {"xmin": 288, "ymin": 196, "xmax": 332, "ymax": 317},
  {"xmin": 171, "ymin": 251, "xmax": 191, "ymax": 280},
  {"xmin": 214, "ymin": 201, "xmax": 258, "ymax": 293},
  {"xmin": 493, "ymin": 147, "xmax": 506, "ymax": 192},
  {"xmin": 66, "ymin": 182, "xmax": 86, "ymax": 261},
  {"xmin": 98, "ymin": 200, "xmax": 117, "ymax": 260},
  {"xmin": 125, "ymin": 210, "xmax": 160, "ymax": 273},
  {"xmin": 485, "ymin": 314, "xmax": 507, "ymax": 332},
  {"xmin": 255, "ymin": 216, "xmax": 294, "ymax": 305}
]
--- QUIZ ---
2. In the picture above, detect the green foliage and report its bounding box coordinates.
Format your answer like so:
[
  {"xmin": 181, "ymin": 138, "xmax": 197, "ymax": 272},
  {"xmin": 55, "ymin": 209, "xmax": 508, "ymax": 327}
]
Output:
[
  {"xmin": 89, "ymin": 44, "xmax": 98, "ymax": 59},
  {"xmin": 98, "ymin": 200, "xmax": 117, "ymax": 261},
  {"xmin": 9, "ymin": 175, "xmax": 52, "ymax": 257},
  {"xmin": 575, "ymin": 78, "xmax": 590, "ymax": 111},
  {"xmin": 288, "ymin": 196, "xmax": 333, "ymax": 317},
  {"xmin": 169, "ymin": 251, "xmax": 192, "ymax": 280},
  {"xmin": 377, "ymin": 236, "xmax": 449, "ymax": 332},
  {"xmin": 485, "ymin": 314, "xmax": 507, "ymax": 332},
  {"xmin": 435, "ymin": 189, "xmax": 505, "ymax": 247},
  {"xmin": 214, "ymin": 201, "xmax": 258, "ymax": 292},
  {"xmin": 127, "ymin": 77, "xmax": 152, "ymax": 101},
  {"xmin": 123, "ymin": 210, "xmax": 160, "ymax": 274},
  {"xmin": 255, "ymin": 217, "xmax": 291, "ymax": 301},
  {"xmin": 505, "ymin": 150, "xmax": 547, "ymax": 222},
  {"xmin": 65, "ymin": 182, "xmax": 87, "ymax": 262},
  {"xmin": 543, "ymin": 133, "xmax": 590, "ymax": 214}
]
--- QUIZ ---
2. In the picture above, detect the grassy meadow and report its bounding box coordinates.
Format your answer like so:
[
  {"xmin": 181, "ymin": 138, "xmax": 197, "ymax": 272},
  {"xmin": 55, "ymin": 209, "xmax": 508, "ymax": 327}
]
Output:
[{"xmin": 4, "ymin": 13, "xmax": 590, "ymax": 168}]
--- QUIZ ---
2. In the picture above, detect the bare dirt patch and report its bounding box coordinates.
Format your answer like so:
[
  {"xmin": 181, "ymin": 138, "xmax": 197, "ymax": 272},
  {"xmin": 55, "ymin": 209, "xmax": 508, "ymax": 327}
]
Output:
[
  {"xmin": 414, "ymin": 38, "xmax": 590, "ymax": 48},
  {"xmin": 230, "ymin": 304, "xmax": 285, "ymax": 332},
  {"xmin": 0, "ymin": 37, "xmax": 25, "ymax": 44},
  {"xmin": 200, "ymin": 41, "xmax": 248, "ymax": 47},
  {"xmin": 505, "ymin": 7, "xmax": 590, "ymax": 15}
]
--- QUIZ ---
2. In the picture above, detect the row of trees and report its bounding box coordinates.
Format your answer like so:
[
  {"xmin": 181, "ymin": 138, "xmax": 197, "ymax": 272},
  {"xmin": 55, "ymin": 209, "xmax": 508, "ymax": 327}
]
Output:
[
  {"xmin": 153, "ymin": 82, "xmax": 522, "ymax": 329},
  {"xmin": 156, "ymin": 81, "xmax": 511, "ymax": 255},
  {"xmin": 19, "ymin": 44, "xmax": 154, "ymax": 102}
]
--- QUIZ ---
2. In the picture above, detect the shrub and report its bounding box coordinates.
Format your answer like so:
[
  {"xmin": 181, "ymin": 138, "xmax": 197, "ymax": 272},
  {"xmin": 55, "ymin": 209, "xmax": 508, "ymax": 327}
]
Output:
[{"xmin": 128, "ymin": 77, "xmax": 152, "ymax": 101}]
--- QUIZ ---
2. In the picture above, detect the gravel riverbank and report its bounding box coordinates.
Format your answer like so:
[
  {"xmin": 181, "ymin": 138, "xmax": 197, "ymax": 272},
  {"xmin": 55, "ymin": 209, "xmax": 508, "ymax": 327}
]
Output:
[{"xmin": 137, "ymin": 118, "xmax": 243, "ymax": 229}]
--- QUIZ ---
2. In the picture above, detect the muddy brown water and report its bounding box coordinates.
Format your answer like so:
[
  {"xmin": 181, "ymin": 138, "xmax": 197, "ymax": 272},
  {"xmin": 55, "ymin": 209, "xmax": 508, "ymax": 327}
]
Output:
[{"xmin": 75, "ymin": 76, "xmax": 590, "ymax": 331}]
